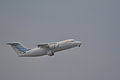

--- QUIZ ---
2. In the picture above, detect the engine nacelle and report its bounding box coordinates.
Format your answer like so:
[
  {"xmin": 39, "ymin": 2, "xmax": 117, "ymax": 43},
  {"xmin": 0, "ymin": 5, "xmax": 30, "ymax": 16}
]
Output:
[
  {"xmin": 47, "ymin": 50, "xmax": 54, "ymax": 56},
  {"xmin": 49, "ymin": 42, "xmax": 59, "ymax": 50}
]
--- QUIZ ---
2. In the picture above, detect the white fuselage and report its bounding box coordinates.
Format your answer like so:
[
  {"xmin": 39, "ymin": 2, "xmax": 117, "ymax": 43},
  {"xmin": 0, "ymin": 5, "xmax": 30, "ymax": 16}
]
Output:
[{"xmin": 19, "ymin": 39, "xmax": 82, "ymax": 57}]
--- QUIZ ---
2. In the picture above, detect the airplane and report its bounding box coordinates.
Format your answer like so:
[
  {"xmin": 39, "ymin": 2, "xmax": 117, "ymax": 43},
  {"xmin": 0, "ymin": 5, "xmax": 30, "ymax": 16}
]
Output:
[{"xmin": 6, "ymin": 39, "xmax": 82, "ymax": 57}]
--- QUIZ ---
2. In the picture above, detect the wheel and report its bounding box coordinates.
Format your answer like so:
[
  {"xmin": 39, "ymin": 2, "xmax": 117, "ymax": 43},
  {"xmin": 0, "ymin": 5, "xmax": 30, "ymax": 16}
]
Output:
[
  {"xmin": 49, "ymin": 53, "xmax": 54, "ymax": 56},
  {"xmin": 48, "ymin": 50, "xmax": 54, "ymax": 56},
  {"xmin": 52, "ymin": 52, "xmax": 54, "ymax": 56},
  {"xmin": 50, "ymin": 51, "xmax": 54, "ymax": 56}
]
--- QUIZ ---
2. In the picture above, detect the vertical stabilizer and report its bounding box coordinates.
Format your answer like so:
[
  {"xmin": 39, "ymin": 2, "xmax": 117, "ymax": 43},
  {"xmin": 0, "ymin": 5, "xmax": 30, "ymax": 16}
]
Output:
[{"xmin": 6, "ymin": 42, "xmax": 30, "ymax": 56}]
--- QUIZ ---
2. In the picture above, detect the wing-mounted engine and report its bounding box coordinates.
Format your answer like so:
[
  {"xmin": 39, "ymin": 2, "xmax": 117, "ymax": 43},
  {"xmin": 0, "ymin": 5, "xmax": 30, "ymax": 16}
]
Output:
[
  {"xmin": 49, "ymin": 42, "xmax": 59, "ymax": 49},
  {"xmin": 37, "ymin": 43, "xmax": 58, "ymax": 56},
  {"xmin": 47, "ymin": 50, "xmax": 54, "ymax": 56}
]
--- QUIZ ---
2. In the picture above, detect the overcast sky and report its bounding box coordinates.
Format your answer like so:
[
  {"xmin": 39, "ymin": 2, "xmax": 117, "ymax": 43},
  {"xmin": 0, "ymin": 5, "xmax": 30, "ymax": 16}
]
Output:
[{"xmin": 0, "ymin": 0, "xmax": 120, "ymax": 80}]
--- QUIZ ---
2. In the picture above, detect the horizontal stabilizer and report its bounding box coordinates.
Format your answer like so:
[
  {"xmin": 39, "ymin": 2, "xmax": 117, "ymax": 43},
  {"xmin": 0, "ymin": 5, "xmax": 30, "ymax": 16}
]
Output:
[{"xmin": 37, "ymin": 43, "xmax": 49, "ymax": 48}]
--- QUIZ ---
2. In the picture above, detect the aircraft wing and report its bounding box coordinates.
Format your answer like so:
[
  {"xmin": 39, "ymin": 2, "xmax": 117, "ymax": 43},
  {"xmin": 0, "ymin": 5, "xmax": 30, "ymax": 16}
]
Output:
[{"xmin": 37, "ymin": 43, "xmax": 49, "ymax": 49}]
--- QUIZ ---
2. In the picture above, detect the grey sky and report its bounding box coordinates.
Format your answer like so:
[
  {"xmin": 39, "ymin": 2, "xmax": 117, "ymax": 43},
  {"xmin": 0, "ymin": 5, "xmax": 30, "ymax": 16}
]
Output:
[{"xmin": 0, "ymin": 0, "xmax": 120, "ymax": 80}]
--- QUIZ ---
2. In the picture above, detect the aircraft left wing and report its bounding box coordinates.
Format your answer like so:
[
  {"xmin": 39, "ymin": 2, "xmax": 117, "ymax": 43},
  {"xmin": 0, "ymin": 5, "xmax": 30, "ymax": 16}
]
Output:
[{"xmin": 37, "ymin": 43, "xmax": 49, "ymax": 49}]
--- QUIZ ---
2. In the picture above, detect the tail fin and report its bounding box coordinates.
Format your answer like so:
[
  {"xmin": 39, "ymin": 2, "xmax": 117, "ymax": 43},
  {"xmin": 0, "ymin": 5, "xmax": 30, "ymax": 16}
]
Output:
[{"xmin": 6, "ymin": 42, "xmax": 30, "ymax": 56}]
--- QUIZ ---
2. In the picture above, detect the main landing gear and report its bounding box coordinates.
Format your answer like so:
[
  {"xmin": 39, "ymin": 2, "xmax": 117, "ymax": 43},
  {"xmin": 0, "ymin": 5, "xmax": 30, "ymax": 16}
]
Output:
[{"xmin": 48, "ymin": 50, "xmax": 54, "ymax": 56}]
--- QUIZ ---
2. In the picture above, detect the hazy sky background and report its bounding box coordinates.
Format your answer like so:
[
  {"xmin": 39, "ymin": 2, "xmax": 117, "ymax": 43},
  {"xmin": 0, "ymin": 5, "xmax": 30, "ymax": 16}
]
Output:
[{"xmin": 0, "ymin": 0, "xmax": 120, "ymax": 80}]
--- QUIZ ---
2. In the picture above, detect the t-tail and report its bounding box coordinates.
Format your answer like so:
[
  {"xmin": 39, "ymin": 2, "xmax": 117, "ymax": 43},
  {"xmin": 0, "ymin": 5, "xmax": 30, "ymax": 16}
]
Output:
[{"xmin": 6, "ymin": 42, "xmax": 30, "ymax": 56}]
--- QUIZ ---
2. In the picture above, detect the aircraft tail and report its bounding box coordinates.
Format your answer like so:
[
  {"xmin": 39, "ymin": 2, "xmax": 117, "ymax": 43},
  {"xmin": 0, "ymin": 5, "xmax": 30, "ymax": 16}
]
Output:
[{"xmin": 6, "ymin": 42, "xmax": 30, "ymax": 56}]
